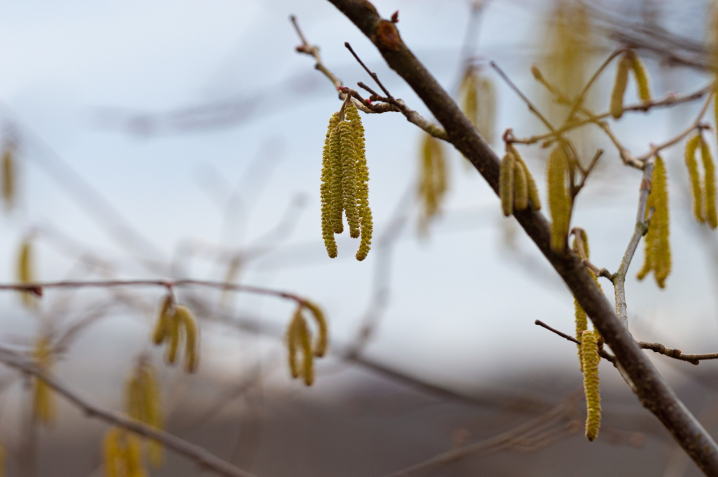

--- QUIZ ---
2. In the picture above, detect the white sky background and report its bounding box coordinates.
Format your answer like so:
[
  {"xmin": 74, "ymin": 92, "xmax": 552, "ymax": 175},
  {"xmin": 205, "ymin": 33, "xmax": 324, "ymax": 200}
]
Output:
[{"xmin": 0, "ymin": 0, "xmax": 714, "ymax": 405}]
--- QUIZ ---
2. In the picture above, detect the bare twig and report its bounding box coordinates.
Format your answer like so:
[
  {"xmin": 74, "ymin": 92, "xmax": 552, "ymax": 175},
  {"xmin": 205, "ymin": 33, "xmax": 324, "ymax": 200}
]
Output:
[{"xmin": 534, "ymin": 320, "xmax": 616, "ymax": 365}]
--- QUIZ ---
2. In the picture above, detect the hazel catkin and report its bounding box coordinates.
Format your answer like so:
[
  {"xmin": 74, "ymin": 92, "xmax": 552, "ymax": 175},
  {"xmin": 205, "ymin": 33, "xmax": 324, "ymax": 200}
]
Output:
[
  {"xmin": 509, "ymin": 145, "xmax": 541, "ymax": 211},
  {"xmin": 581, "ymin": 330, "xmax": 601, "ymax": 442},
  {"xmin": 637, "ymin": 156, "xmax": 671, "ymax": 288},
  {"xmin": 499, "ymin": 153, "xmax": 515, "ymax": 217},
  {"xmin": 547, "ymin": 146, "xmax": 572, "ymax": 251},
  {"xmin": 685, "ymin": 134, "xmax": 704, "ymax": 224},
  {"xmin": 701, "ymin": 136, "xmax": 717, "ymax": 229},
  {"xmin": 610, "ymin": 55, "xmax": 630, "ymax": 119}
]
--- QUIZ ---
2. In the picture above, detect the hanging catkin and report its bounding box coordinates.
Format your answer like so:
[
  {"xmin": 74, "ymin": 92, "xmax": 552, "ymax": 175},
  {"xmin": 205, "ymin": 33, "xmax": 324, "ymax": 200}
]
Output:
[
  {"xmin": 151, "ymin": 298, "xmax": 200, "ymax": 373},
  {"xmin": 701, "ymin": 136, "xmax": 718, "ymax": 229},
  {"xmin": 1, "ymin": 141, "xmax": 15, "ymax": 211},
  {"xmin": 499, "ymin": 153, "xmax": 515, "ymax": 217},
  {"xmin": 286, "ymin": 306, "xmax": 314, "ymax": 386},
  {"xmin": 581, "ymin": 330, "xmax": 601, "ymax": 442},
  {"xmin": 17, "ymin": 237, "xmax": 38, "ymax": 309},
  {"xmin": 547, "ymin": 146, "xmax": 572, "ymax": 251},
  {"xmin": 610, "ymin": 55, "xmax": 630, "ymax": 119},
  {"xmin": 320, "ymin": 102, "xmax": 373, "ymax": 260},
  {"xmin": 637, "ymin": 156, "xmax": 671, "ymax": 288},
  {"xmin": 508, "ymin": 145, "xmax": 541, "ymax": 211},
  {"xmin": 103, "ymin": 428, "xmax": 147, "ymax": 477},
  {"xmin": 685, "ymin": 134, "xmax": 704, "ymax": 223},
  {"xmin": 418, "ymin": 133, "xmax": 448, "ymax": 232},
  {"xmin": 126, "ymin": 361, "xmax": 164, "ymax": 467},
  {"xmin": 627, "ymin": 51, "xmax": 651, "ymax": 103}
]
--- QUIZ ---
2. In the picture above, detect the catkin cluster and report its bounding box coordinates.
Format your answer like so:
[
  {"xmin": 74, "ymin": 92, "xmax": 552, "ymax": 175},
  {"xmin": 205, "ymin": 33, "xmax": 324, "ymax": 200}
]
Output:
[
  {"xmin": 103, "ymin": 428, "xmax": 147, "ymax": 477},
  {"xmin": 33, "ymin": 337, "xmax": 55, "ymax": 425},
  {"xmin": 17, "ymin": 237, "xmax": 37, "ymax": 309},
  {"xmin": 684, "ymin": 133, "xmax": 717, "ymax": 228},
  {"xmin": 1, "ymin": 140, "xmax": 15, "ymax": 212},
  {"xmin": 546, "ymin": 145, "xmax": 572, "ymax": 251},
  {"xmin": 285, "ymin": 301, "xmax": 328, "ymax": 386},
  {"xmin": 581, "ymin": 329, "xmax": 601, "ymax": 442},
  {"xmin": 125, "ymin": 361, "xmax": 164, "ymax": 467},
  {"xmin": 610, "ymin": 50, "xmax": 651, "ymax": 119},
  {"xmin": 152, "ymin": 295, "xmax": 199, "ymax": 373},
  {"xmin": 459, "ymin": 68, "xmax": 496, "ymax": 145},
  {"xmin": 637, "ymin": 156, "xmax": 671, "ymax": 288},
  {"xmin": 320, "ymin": 102, "xmax": 373, "ymax": 261},
  {"xmin": 418, "ymin": 134, "xmax": 448, "ymax": 232},
  {"xmin": 499, "ymin": 144, "xmax": 541, "ymax": 217}
]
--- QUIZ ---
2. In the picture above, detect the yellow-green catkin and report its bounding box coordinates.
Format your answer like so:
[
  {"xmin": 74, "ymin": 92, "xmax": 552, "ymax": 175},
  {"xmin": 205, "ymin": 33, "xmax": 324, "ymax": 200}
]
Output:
[
  {"xmin": 685, "ymin": 134, "xmax": 704, "ymax": 223},
  {"xmin": 418, "ymin": 133, "xmax": 448, "ymax": 232},
  {"xmin": 513, "ymin": 158, "xmax": 529, "ymax": 211},
  {"xmin": 459, "ymin": 68, "xmax": 496, "ymax": 145},
  {"xmin": 321, "ymin": 104, "xmax": 373, "ymax": 260},
  {"xmin": 627, "ymin": 50, "xmax": 651, "ymax": 103},
  {"xmin": 33, "ymin": 337, "xmax": 55, "ymax": 425},
  {"xmin": 610, "ymin": 55, "xmax": 631, "ymax": 119},
  {"xmin": 126, "ymin": 362, "xmax": 164, "ymax": 467},
  {"xmin": 701, "ymin": 136, "xmax": 718, "ymax": 229},
  {"xmin": 302, "ymin": 300, "xmax": 328, "ymax": 357},
  {"xmin": 346, "ymin": 103, "xmax": 373, "ymax": 261},
  {"xmin": 151, "ymin": 297, "xmax": 199, "ymax": 373},
  {"xmin": 321, "ymin": 114, "xmax": 340, "ymax": 258},
  {"xmin": 508, "ymin": 145, "xmax": 541, "ymax": 211},
  {"xmin": 17, "ymin": 237, "xmax": 38, "ymax": 309},
  {"xmin": 499, "ymin": 153, "xmax": 515, "ymax": 217},
  {"xmin": 581, "ymin": 329, "xmax": 601, "ymax": 442},
  {"xmin": 571, "ymin": 231, "xmax": 589, "ymax": 371},
  {"xmin": 285, "ymin": 306, "xmax": 314, "ymax": 386},
  {"xmin": 637, "ymin": 156, "xmax": 671, "ymax": 288},
  {"xmin": 103, "ymin": 428, "xmax": 147, "ymax": 477},
  {"xmin": 547, "ymin": 146, "xmax": 572, "ymax": 251},
  {"xmin": 1, "ymin": 141, "xmax": 15, "ymax": 212}
]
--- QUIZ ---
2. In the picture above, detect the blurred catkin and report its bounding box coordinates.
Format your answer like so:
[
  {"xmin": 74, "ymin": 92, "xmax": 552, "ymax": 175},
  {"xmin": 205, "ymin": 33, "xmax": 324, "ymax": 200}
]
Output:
[
  {"xmin": 637, "ymin": 156, "xmax": 671, "ymax": 288},
  {"xmin": 685, "ymin": 134, "xmax": 704, "ymax": 223},
  {"xmin": 151, "ymin": 297, "xmax": 200, "ymax": 373},
  {"xmin": 701, "ymin": 136, "xmax": 717, "ymax": 228},
  {"xmin": 459, "ymin": 68, "xmax": 496, "ymax": 145},
  {"xmin": 32, "ymin": 337, "xmax": 55, "ymax": 425},
  {"xmin": 547, "ymin": 146, "xmax": 572, "ymax": 251},
  {"xmin": 627, "ymin": 51, "xmax": 651, "ymax": 103},
  {"xmin": 286, "ymin": 306, "xmax": 315, "ymax": 386},
  {"xmin": 125, "ymin": 361, "xmax": 164, "ymax": 467},
  {"xmin": 509, "ymin": 145, "xmax": 541, "ymax": 211},
  {"xmin": 1, "ymin": 142, "xmax": 15, "ymax": 211},
  {"xmin": 581, "ymin": 330, "xmax": 601, "ymax": 442},
  {"xmin": 17, "ymin": 237, "xmax": 37, "ymax": 309},
  {"xmin": 610, "ymin": 55, "xmax": 630, "ymax": 119},
  {"xmin": 499, "ymin": 153, "xmax": 515, "ymax": 217},
  {"xmin": 418, "ymin": 133, "xmax": 448, "ymax": 232}
]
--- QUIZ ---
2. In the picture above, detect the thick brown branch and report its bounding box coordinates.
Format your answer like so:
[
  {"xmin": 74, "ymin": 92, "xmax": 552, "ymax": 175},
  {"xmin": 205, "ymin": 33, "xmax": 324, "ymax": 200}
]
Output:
[{"xmin": 325, "ymin": 0, "xmax": 718, "ymax": 473}]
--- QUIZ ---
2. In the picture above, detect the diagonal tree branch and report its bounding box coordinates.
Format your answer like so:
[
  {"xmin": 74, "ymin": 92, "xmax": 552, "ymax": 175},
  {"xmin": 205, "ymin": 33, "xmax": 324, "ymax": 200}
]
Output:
[{"xmin": 322, "ymin": 1, "xmax": 718, "ymax": 474}]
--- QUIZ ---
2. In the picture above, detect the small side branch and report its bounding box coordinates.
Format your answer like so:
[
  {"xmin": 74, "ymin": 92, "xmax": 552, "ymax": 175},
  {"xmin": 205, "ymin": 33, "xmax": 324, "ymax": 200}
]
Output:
[{"xmin": 534, "ymin": 320, "xmax": 616, "ymax": 365}]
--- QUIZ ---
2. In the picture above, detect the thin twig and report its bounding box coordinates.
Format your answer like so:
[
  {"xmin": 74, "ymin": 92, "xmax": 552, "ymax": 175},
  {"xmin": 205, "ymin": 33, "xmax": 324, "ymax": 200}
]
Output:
[
  {"xmin": 345, "ymin": 42, "xmax": 394, "ymax": 100},
  {"xmin": 534, "ymin": 320, "xmax": 616, "ymax": 365}
]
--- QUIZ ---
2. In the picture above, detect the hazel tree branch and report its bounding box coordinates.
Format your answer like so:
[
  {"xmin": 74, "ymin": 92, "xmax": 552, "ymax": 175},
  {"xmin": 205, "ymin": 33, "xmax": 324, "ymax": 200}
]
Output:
[
  {"xmin": 0, "ymin": 348, "xmax": 258, "ymax": 477},
  {"xmin": 322, "ymin": 0, "xmax": 718, "ymax": 473}
]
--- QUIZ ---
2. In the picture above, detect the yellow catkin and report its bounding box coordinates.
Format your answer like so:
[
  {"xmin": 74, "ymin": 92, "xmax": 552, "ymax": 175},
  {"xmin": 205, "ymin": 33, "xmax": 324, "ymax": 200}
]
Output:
[
  {"xmin": 418, "ymin": 134, "xmax": 448, "ymax": 232},
  {"xmin": 685, "ymin": 134, "xmax": 704, "ymax": 223},
  {"xmin": 508, "ymin": 145, "xmax": 541, "ymax": 211},
  {"xmin": 637, "ymin": 156, "xmax": 671, "ymax": 288},
  {"xmin": 627, "ymin": 50, "xmax": 651, "ymax": 103},
  {"xmin": 302, "ymin": 301, "xmax": 328, "ymax": 357},
  {"xmin": 164, "ymin": 309, "xmax": 180, "ymax": 365},
  {"xmin": 581, "ymin": 330, "xmax": 601, "ymax": 442},
  {"xmin": 295, "ymin": 315, "xmax": 314, "ymax": 386},
  {"xmin": 125, "ymin": 362, "xmax": 164, "ymax": 468},
  {"xmin": 177, "ymin": 306, "xmax": 200, "ymax": 373},
  {"xmin": 33, "ymin": 337, "xmax": 55, "ymax": 425},
  {"xmin": 346, "ymin": 103, "xmax": 373, "ymax": 261},
  {"xmin": 701, "ymin": 136, "xmax": 718, "ymax": 229},
  {"xmin": 17, "ymin": 238, "xmax": 38, "ymax": 309},
  {"xmin": 460, "ymin": 69, "xmax": 479, "ymax": 130},
  {"xmin": 103, "ymin": 428, "xmax": 122, "ymax": 477},
  {"xmin": 477, "ymin": 76, "xmax": 496, "ymax": 145},
  {"xmin": 152, "ymin": 294, "xmax": 174, "ymax": 345},
  {"xmin": 321, "ymin": 114, "xmax": 340, "ymax": 258},
  {"xmin": 610, "ymin": 55, "xmax": 631, "ymax": 119},
  {"xmin": 286, "ymin": 312, "xmax": 301, "ymax": 379},
  {"xmin": 329, "ymin": 119, "xmax": 344, "ymax": 234},
  {"xmin": 338, "ymin": 120, "xmax": 359, "ymax": 238},
  {"xmin": 513, "ymin": 159, "xmax": 529, "ymax": 211},
  {"xmin": 547, "ymin": 146, "xmax": 572, "ymax": 251},
  {"xmin": 571, "ymin": 232, "xmax": 590, "ymax": 372},
  {"xmin": 499, "ymin": 153, "xmax": 515, "ymax": 217},
  {"xmin": 1, "ymin": 143, "xmax": 15, "ymax": 211}
]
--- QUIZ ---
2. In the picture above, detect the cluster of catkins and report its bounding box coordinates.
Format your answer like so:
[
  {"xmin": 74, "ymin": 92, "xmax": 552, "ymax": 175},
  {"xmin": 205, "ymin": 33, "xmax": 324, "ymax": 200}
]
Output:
[
  {"xmin": 103, "ymin": 428, "xmax": 146, "ymax": 477},
  {"xmin": 320, "ymin": 101, "xmax": 372, "ymax": 261},
  {"xmin": 152, "ymin": 295, "xmax": 199, "ymax": 373},
  {"xmin": 285, "ymin": 301, "xmax": 327, "ymax": 386},
  {"xmin": 610, "ymin": 50, "xmax": 651, "ymax": 119},
  {"xmin": 499, "ymin": 144, "xmax": 542, "ymax": 218}
]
